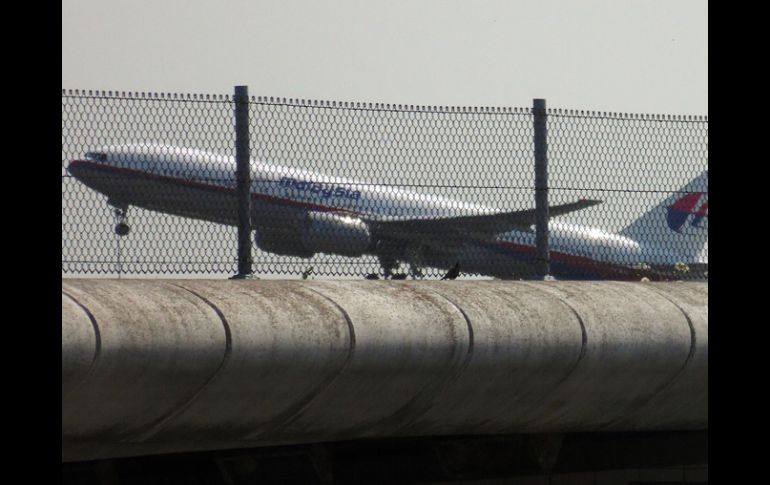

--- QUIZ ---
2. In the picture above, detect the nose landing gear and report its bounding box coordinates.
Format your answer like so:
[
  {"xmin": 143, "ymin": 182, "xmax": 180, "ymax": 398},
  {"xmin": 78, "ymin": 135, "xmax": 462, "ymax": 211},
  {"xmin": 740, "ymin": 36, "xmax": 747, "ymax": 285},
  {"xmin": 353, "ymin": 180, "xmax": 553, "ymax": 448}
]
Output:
[{"xmin": 113, "ymin": 206, "xmax": 130, "ymax": 237}]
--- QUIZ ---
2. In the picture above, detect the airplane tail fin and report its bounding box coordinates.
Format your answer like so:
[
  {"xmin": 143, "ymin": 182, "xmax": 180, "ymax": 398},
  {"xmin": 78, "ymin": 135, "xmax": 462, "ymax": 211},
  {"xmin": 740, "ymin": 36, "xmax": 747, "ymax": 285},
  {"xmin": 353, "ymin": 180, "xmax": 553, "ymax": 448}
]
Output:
[{"xmin": 619, "ymin": 170, "xmax": 708, "ymax": 263}]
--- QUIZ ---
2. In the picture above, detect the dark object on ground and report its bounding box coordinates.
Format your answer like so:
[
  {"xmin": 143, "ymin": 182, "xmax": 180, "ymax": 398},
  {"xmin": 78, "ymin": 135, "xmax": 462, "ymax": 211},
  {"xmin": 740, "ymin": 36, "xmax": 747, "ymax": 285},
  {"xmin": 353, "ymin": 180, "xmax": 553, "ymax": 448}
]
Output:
[
  {"xmin": 365, "ymin": 273, "xmax": 380, "ymax": 280},
  {"xmin": 390, "ymin": 273, "xmax": 408, "ymax": 280},
  {"xmin": 441, "ymin": 262, "xmax": 461, "ymax": 280}
]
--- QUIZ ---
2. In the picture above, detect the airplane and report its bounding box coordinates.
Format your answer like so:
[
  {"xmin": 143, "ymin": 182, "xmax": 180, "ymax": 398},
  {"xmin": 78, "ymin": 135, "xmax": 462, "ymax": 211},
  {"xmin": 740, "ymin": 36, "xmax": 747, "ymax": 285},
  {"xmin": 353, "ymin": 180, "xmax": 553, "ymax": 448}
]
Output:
[{"xmin": 67, "ymin": 144, "xmax": 708, "ymax": 280}]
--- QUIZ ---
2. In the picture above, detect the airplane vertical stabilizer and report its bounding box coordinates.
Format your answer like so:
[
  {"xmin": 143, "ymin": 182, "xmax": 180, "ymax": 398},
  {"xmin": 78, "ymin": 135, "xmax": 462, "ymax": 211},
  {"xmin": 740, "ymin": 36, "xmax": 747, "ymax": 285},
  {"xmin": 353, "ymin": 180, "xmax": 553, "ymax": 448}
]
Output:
[{"xmin": 619, "ymin": 170, "xmax": 708, "ymax": 263}]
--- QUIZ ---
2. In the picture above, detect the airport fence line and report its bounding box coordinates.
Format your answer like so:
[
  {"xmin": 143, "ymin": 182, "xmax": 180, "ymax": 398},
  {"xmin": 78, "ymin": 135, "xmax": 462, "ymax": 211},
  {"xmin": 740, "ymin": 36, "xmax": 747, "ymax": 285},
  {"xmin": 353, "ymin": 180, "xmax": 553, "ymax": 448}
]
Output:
[{"xmin": 61, "ymin": 89, "xmax": 708, "ymax": 280}]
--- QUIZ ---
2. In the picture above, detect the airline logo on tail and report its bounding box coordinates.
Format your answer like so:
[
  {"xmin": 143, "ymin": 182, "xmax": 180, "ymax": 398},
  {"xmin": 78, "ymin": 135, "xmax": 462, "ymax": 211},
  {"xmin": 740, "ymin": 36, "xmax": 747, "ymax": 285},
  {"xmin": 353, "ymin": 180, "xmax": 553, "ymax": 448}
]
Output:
[{"xmin": 667, "ymin": 192, "xmax": 708, "ymax": 233}]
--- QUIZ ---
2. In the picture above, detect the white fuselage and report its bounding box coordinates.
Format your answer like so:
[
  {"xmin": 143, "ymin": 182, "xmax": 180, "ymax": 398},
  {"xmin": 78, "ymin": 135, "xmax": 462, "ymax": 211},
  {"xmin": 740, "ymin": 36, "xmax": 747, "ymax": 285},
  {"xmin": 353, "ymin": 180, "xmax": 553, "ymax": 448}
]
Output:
[{"xmin": 68, "ymin": 145, "xmax": 696, "ymax": 280}]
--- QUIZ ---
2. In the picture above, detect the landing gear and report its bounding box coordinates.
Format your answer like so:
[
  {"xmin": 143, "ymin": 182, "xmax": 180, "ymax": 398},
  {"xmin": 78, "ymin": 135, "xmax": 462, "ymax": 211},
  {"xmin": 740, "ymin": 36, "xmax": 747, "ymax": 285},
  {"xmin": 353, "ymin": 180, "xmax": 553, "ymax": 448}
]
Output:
[
  {"xmin": 112, "ymin": 205, "xmax": 130, "ymax": 237},
  {"xmin": 405, "ymin": 244, "xmax": 425, "ymax": 280},
  {"xmin": 376, "ymin": 246, "xmax": 399, "ymax": 280},
  {"xmin": 374, "ymin": 240, "xmax": 427, "ymax": 280},
  {"xmin": 115, "ymin": 222, "xmax": 130, "ymax": 236},
  {"xmin": 408, "ymin": 266, "xmax": 423, "ymax": 279},
  {"xmin": 375, "ymin": 255, "xmax": 423, "ymax": 280}
]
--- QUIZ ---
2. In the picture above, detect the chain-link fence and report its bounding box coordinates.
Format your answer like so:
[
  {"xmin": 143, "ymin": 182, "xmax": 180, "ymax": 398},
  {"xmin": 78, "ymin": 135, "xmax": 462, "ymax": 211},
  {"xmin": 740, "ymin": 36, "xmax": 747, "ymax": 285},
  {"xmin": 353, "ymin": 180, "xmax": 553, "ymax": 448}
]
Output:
[{"xmin": 62, "ymin": 89, "xmax": 707, "ymax": 280}]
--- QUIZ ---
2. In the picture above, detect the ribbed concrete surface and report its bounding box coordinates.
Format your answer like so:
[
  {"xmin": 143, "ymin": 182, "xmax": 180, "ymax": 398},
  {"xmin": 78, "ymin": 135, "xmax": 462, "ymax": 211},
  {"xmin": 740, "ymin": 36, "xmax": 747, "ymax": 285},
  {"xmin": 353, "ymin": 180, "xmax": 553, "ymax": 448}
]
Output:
[{"xmin": 61, "ymin": 280, "xmax": 707, "ymax": 462}]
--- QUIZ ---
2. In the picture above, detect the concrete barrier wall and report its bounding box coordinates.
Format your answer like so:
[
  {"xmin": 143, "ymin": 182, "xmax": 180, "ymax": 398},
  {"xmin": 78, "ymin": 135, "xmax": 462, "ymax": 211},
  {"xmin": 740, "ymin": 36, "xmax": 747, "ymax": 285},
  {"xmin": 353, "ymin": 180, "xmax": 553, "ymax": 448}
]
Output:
[{"xmin": 61, "ymin": 280, "xmax": 707, "ymax": 462}]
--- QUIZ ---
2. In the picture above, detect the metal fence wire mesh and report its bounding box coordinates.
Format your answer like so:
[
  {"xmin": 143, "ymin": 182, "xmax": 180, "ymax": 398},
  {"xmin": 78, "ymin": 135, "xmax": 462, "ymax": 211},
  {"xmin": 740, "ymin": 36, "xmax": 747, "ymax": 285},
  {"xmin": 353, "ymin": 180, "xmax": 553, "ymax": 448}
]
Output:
[{"xmin": 62, "ymin": 90, "xmax": 708, "ymax": 280}]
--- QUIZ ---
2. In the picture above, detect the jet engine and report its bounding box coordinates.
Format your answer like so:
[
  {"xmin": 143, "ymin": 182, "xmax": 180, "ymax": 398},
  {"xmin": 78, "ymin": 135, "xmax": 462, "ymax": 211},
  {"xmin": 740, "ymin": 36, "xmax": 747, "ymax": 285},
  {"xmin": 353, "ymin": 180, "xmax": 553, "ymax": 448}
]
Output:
[
  {"xmin": 301, "ymin": 211, "xmax": 372, "ymax": 257},
  {"xmin": 255, "ymin": 211, "xmax": 373, "ymax": 258},
  {"xmin": 255, "ymin": 226, "xmax": 315, "ymax": 258}
]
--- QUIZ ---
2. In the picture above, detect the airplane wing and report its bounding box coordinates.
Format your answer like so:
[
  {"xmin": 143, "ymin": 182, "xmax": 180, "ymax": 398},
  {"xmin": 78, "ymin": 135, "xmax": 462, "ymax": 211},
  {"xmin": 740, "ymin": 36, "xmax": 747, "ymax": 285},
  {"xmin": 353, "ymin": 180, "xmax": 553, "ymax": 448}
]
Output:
[{"xmin": 365, "ymin": 199, "xmax": 602, "ymax": 249}]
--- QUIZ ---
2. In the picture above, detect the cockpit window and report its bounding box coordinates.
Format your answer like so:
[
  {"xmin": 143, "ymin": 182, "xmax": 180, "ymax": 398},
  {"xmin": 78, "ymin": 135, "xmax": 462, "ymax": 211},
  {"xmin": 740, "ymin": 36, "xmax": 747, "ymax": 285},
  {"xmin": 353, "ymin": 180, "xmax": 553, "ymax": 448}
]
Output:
[{"xmin": 85, "ymin": 152, "xmax": 108, "ymax": 162}]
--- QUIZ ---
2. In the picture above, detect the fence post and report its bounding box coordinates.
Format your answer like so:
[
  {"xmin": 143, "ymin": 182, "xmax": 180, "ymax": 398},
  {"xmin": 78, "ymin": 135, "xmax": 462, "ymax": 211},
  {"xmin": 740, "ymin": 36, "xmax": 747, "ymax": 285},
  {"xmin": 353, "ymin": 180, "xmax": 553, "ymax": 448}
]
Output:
[
  {"xmin": 533, "ymin": 98, "xmax": 550, "ymax": 278},
  {"xmin": 232, "ymin": 85, "xmax": 253, "ymax": 278}
]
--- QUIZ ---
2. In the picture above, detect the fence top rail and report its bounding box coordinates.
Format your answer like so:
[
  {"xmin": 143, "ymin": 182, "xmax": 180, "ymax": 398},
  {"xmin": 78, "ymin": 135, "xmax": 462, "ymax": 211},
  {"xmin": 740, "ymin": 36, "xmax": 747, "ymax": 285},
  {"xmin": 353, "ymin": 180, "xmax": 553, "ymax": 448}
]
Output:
[{"xmin": 61, "ymin": 89, "xmax": 708, "ymax": 121}]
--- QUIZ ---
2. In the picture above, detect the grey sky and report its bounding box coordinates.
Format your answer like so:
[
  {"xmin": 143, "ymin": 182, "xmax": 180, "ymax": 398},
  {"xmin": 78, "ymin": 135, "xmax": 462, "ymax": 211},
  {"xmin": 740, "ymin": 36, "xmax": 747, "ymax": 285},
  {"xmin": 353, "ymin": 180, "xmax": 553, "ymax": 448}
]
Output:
[{"xmin": 62, "ymin": 0, "xmax": 707, "ymax": 115}]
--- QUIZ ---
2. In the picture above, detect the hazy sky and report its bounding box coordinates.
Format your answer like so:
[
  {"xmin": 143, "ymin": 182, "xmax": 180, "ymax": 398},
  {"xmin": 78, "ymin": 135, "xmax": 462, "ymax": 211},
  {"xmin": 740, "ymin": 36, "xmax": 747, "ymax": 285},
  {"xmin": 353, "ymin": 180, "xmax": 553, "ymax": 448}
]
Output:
[{"xmin": 62, "ymin": 0, "xmax": 707, "ymax": 115}]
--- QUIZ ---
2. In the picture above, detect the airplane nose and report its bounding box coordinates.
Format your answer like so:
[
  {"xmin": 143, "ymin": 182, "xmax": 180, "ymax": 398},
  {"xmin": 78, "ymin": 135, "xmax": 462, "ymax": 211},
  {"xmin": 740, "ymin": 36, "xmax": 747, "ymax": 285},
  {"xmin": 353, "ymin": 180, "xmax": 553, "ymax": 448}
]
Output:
[
  {"xmin": 67, "ymin": 160, "xmax": 89, "ymax": 178},
  {"xmin": 68, "ymin": 151, "xmax": 110, "ymax": 177}
]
